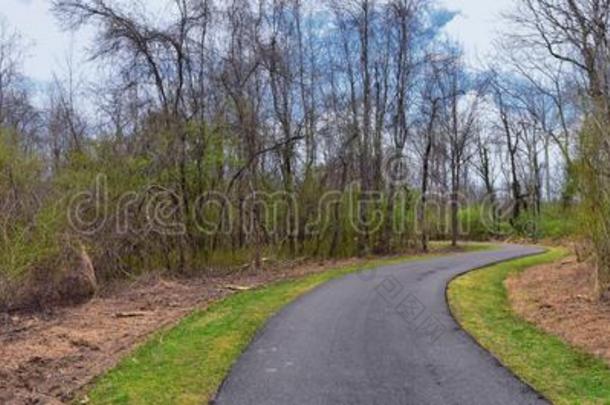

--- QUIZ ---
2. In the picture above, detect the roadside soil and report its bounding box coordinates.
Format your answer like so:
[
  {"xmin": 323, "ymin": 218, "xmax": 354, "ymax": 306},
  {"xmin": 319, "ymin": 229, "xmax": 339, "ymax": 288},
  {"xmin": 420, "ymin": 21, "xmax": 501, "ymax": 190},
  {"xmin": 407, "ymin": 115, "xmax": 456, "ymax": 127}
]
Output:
[
  {"xmin": 0, "ymin": 243, "xmax": 475, "ymax": 404},
  {"xmin": 506, "ymin": 256, "xmax": 610, "ymax": 364},
  {"xmin": 0, "ymin": 257, "xmax": 367, "ymax": 404}
]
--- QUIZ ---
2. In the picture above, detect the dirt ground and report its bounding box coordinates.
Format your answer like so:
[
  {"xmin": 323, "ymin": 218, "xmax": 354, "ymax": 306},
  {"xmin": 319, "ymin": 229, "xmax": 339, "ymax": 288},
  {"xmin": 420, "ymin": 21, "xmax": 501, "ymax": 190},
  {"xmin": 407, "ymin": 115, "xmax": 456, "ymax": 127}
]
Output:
[
  {"xmin": 506, "ymin": 256, "xmax": 610, "ymax": 363},
  {"xmin": 0, "ymin": 258, "xmax": 364, "ymax": 404}
]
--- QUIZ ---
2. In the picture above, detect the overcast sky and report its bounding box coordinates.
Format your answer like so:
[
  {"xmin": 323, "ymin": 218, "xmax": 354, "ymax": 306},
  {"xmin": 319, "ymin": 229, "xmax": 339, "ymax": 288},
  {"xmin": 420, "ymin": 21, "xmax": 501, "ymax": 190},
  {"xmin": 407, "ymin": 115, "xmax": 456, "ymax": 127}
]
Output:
[
  {"xmin": 442, "ymin": 0, "xmax": 512, "ymax": 61},
  {"xmin": 1, "ymin": 0, "xmax": 512, "ymax": 84}
]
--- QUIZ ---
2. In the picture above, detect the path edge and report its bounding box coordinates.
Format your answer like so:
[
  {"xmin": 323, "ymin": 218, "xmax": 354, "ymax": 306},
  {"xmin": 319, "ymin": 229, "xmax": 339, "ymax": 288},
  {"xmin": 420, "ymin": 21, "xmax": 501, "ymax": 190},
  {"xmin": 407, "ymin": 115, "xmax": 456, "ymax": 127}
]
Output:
[{"xmin": 444, "ymin": 245, "xmax": 551, "ymax": 404}]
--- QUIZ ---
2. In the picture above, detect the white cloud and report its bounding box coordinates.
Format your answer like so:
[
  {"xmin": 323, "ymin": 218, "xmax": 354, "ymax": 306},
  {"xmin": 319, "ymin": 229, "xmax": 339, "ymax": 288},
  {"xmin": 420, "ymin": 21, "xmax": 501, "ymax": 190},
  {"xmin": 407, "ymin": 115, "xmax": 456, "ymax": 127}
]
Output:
[{"xmin": 440, "ymin": 0, "xmax": 512, "ymax": 63}]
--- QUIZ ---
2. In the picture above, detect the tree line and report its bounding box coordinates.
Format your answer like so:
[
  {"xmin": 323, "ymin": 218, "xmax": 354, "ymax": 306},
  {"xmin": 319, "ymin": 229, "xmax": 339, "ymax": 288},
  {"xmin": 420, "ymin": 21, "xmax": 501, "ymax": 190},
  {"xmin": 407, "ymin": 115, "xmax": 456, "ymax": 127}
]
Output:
[{"xmin": 1, "ymin": 0, "xmax": 605, "ymax": 308}]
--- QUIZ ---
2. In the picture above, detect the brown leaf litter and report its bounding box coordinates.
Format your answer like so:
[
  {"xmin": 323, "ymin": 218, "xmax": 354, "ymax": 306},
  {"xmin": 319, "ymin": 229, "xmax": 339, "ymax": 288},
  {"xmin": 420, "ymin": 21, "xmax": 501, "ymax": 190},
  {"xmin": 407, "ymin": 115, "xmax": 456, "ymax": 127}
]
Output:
[
  {"xmin": 506, "ymin": 256, "xmax": 610, "ymax": 363},
  {"xmin": 0, "ymin": 258, "xmax": 362, "ymax": 404}
]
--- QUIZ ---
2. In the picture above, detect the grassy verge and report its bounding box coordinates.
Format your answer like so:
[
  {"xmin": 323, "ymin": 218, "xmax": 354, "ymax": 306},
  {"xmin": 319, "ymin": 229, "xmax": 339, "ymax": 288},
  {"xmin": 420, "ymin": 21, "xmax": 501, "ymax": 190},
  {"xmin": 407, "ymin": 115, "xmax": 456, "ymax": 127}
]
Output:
[
  {"xmin": 85, "ymin": 243, "xmax": 492, "ymax": 404},
  {"xmin": 448, "ymin": 248, "xmax": 610, "ymax": 405}
]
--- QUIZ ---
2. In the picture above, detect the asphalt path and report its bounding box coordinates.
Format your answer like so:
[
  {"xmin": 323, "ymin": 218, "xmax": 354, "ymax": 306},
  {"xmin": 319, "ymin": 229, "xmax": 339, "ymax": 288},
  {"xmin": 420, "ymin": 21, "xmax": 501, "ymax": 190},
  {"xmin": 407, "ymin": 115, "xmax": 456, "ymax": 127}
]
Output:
[{"xmin": 214, "ymin": 244, "xmax": 547, "ymax": 405}]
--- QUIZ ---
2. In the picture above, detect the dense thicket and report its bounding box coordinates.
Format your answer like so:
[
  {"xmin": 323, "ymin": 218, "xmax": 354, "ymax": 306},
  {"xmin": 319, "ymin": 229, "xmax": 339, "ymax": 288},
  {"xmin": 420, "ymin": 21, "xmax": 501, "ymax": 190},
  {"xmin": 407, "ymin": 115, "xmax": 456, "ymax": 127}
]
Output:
[{"xmin": 0, "ymin": 0, "xmax": 583, "ymax": 308}]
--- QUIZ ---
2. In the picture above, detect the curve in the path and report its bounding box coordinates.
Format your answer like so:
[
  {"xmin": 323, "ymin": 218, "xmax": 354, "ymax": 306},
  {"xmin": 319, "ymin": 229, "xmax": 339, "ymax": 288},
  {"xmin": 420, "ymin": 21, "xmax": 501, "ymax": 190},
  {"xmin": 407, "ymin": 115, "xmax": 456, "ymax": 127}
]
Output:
[{"xmin": 214, "ymin": 244, "xmax": 546, "ymax": 405}]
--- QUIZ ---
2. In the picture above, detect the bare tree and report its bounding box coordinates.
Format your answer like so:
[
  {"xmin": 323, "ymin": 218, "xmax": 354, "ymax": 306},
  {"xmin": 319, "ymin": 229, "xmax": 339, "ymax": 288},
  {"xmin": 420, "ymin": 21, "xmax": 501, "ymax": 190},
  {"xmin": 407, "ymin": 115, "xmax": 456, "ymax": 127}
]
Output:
[
  {"xmin": 417, "ymin": 54, "xmax": 443, "ymax": 252},
  {"xmin": 437, "ymin": 46, "xmax": 482, "ymax": 246},
  {"xmin": 507, "ymin": 0, "xmax": 610, "ymax": 297}
]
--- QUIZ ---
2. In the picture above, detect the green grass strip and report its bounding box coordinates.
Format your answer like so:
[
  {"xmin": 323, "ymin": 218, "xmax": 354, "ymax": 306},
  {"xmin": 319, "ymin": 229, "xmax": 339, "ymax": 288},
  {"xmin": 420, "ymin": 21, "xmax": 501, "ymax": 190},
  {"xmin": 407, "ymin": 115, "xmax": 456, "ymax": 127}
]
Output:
[
  {"xmin": 85, "ymin": 243, "xmax": 491, "ymax": 404},
  {"xmin": 448, "ymin": 248, "xmax": 610, "ymax": 405}
]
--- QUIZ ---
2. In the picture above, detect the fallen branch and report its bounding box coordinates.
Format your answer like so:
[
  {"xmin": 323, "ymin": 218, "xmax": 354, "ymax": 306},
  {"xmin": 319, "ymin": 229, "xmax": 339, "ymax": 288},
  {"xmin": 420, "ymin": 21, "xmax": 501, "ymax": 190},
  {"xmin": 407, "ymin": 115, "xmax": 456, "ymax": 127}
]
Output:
[
  {"xmin": 224, "ymin": 284, "xmax": 254, "ymax": 292},
  {"xmin": 114, "ymin": 311, "xmax": 150, "ymax": 318}
]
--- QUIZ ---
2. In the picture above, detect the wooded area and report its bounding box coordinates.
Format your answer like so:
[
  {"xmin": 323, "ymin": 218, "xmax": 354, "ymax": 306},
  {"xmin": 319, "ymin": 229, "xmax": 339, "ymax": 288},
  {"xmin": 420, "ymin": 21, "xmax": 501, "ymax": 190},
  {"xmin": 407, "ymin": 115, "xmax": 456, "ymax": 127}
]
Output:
[{"xmin": 1, "ymin": 0, "xmax": 608, "ymax": 309}]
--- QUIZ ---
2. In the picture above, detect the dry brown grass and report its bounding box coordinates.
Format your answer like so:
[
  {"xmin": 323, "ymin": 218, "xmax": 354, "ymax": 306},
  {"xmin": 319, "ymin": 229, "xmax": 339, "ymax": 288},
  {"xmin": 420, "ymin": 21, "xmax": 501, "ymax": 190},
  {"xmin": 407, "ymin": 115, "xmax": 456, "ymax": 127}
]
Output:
[{"xmin": 506, "ymin": 256, "xmax": 610, "ymax": 362}]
